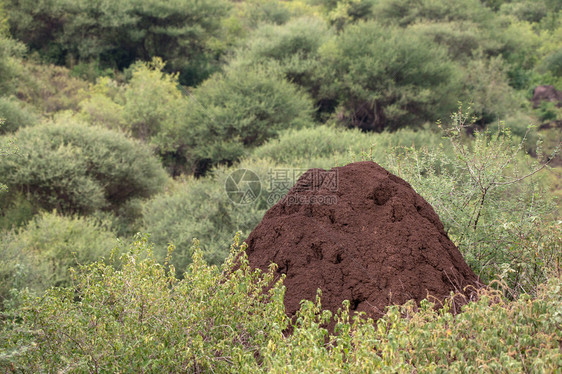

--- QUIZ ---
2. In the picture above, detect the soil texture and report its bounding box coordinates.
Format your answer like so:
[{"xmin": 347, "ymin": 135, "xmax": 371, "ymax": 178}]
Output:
[{"xmin": 245, "ymin": 161, "xmax": 481, "ymax": 319}]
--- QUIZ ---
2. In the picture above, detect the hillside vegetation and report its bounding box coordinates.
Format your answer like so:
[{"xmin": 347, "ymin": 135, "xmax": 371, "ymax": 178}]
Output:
[{"xmin": 0, "ymin": 0, "xmax": 561, "ymax": 371}]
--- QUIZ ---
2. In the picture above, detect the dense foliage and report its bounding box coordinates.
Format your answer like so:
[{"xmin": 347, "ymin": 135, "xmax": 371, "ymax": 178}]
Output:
[
  {"xmin": 317, "ymin": 21, "xmax": 460, "ymax": 131},
  {"xmin": 0, "ymin": 120, "xmax": 167, "ymax": 222},
  {"xmin": 1, "ymin": 237, "xmax": 559, "ymax": 372},
  {"xmin": 5, "ymin": 0, "xmax": 230, "ymax": 85},
  {"xmin": 154, "ymin": 66, "xmax": 314, "ymax": 175},
  {"xmin": 78, "ymin": 58, "xmax": 186, "ymax": 141},
  {"xmin": 0, "ymin": 0, "xmax": 560, "ymax": 371},
  {"xmin": 0, "ymin": 212, "xmax": 117, "ymax": 305}
]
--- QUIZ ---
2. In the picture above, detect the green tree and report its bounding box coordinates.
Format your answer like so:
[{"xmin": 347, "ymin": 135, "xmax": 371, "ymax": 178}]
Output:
[
  {"xmin": 6, "ymin": 0, "xmax": 230, "ymax": 85},
  {"xmin": 154, "ymin": 66, "xmax": 314, "ymax": 176},
  {"xmin": 229, "ymin": 17, "xmax": 336, "ymax": 119},
  {"xmin": 317, "ymin": 21, "xmax": 460, "ymax": 131},
  {"xmin": 79, "ymin": 58, "xmax": 186, "ymax": 141}
]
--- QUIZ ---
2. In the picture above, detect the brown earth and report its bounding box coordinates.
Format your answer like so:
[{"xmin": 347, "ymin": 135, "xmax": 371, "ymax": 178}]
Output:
[{"xmin": 244, "ymin": 161, "xmax": 482, "ymax": 319}]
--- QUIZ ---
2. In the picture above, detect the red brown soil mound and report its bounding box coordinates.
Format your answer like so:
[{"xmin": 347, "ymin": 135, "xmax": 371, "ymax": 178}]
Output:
[{"xmin": 245, "ymin": 161, "xmax": 481, "ymax": 319}]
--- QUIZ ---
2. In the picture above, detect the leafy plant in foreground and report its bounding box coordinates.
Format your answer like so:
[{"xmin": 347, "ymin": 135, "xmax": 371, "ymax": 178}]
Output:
[
  {"xmin": 1, "ymin": 235, "xmax": 560, "ymax": 372},
  {"xmin": 0, "ymin": 212, "xmax": 117, "ymax": 307},
  {"xmin": 1, "ymin": 234, "xmax": 287, "ymax": 372}
]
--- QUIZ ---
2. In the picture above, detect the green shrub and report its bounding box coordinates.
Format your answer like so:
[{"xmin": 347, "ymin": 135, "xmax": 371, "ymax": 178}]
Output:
[
  {"xmin": 0, "ymin": 120, "xmax": 167, "ymax": 219},
  {"xmin": 0, "ymin": 235, "xmax": 287, "ymax": 372},
  {"xmin": 461, "ymin": 55, "xmax": 522, "ymax": 124},
  {"xmin": 316, "ymin": 21, "xmax": 461, "ymax": 131},
  {"xmin": 230, "ymin": 17, "xmax": 331, "ymax": 91},
  {"xmin": 0, "ymin": 211, "xmax": 117, "ymax": 306},
  {"xmin": 260, "ymin": 277, "xmax": 562, "ymax": 373},
  {"xmin": 79, "ymin": 58, "xmax": 186, "ymax": 141},
  {"xmin": 251, "ymin": 125, "xmax": 447, "ymax": 168},
  {"xmin": 122, "ymin": 59, "xmax": 186, "ymax": 140},
  {"xmin": 1, "ymin": 236, "xmax": 560, "ymax": 372},
  {"xmin": 154, "ymin": 66, "xmax": 314, "ymax": 175},
  {"xmin": 142, "ymin": 159, "xmax": 280, "ymax": 272},
  {"xmin": 78, "ymin": 78, "xmax": 126, "ymax": 130},
  {"xmin": 0, "ymin": 96, "xmax": 38, "ymax": 134}
]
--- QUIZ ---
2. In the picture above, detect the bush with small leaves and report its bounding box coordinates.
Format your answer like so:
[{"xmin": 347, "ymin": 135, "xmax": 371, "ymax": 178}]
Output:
[
  {"xmin": 154, "ymin": 66, "xmax": 314, "ymax": 176},
  {"xmin": 0, "ymin": 120, "xmax": 167, "ymax": 221},
  {"xmin": 316, "ymin": 21, "xmax": 461, "ymax": 131},
  {"xmin": 259, "ymin": 277, "xmax": 561, "ymax": 372},
  {"xmin": 79, "ymin": 58, "xmax": 186, "ymax": 141},
  {"xmin": 0, "ymin": 211, "xmax": 117, "ymax": 306},
  {"xmin": 0, "ymin": 97, "xmax": 37, "ymax": 134},
  {"xmin": 376, "ymin": 108, "xmax": 560, "ymax": 294},
  {"xmin": 1, "ymin": 235, "xmax": 288, "ymax": 372},
  {"xmin": 461, "ymin": 55, "xmax": 522, "ymax": 124},
  {"xmin": 1, "ymin": 235, "xmax": 560, "ymax": 372},
  {"xmin": 142, "ymin": 158, "xmax": 282, "ymax": 272}
]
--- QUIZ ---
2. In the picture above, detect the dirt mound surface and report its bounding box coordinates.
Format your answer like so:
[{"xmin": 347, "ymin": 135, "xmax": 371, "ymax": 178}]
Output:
[{"xmin": 245, "ymin": 161, "xmax": 481, "ymax": 319}]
